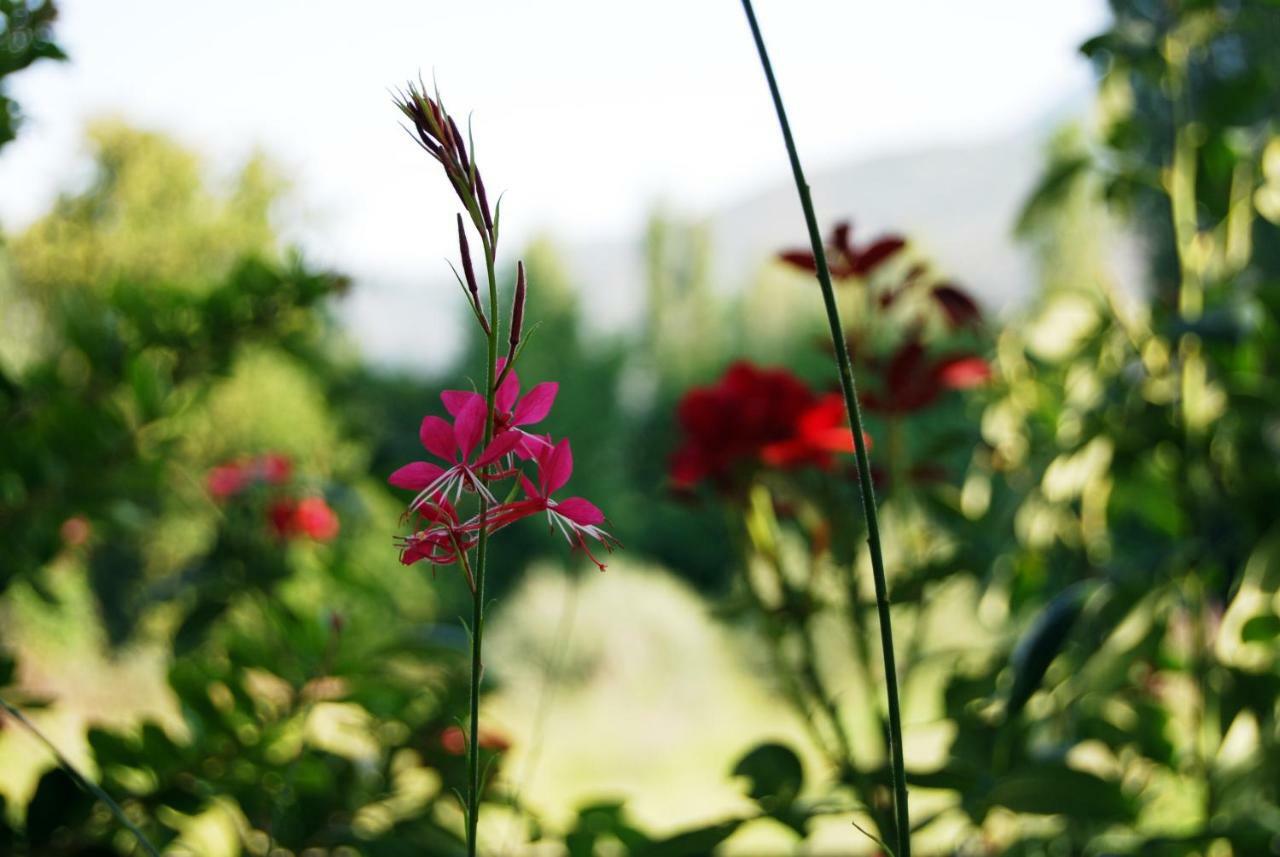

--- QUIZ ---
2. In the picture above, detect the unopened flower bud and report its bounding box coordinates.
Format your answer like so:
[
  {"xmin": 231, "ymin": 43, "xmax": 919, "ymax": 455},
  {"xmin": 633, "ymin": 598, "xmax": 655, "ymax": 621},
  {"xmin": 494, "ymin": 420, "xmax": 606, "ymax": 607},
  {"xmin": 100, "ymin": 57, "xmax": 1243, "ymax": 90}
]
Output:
[{"xmin": 509, "ymin": 261, "xmax": 526, "ymax": 353}]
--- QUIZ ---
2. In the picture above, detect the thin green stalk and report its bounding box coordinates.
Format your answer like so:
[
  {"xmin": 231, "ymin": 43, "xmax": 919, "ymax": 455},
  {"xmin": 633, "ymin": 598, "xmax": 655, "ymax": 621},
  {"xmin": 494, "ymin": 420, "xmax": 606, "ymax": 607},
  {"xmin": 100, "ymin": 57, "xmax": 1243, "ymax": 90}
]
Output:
[
  {"xmin": 466, "ymin": 237, "xmax": 501, "ymax": 857},
  {"xmin": 737, "ymin": 2, "xmax": 910, "ymax": 854},
  {"xmin": 0, "ymin": 696, "xmax": 162, "ymax": 857}
]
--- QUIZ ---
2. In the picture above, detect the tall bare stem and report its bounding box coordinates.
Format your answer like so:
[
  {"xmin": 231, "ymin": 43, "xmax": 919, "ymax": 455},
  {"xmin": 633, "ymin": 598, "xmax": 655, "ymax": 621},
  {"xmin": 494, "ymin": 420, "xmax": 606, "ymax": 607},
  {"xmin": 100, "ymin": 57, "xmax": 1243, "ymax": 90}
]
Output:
[{"xmin": 736, "ymin": 3, "xmax": 911, "ymax": 853}]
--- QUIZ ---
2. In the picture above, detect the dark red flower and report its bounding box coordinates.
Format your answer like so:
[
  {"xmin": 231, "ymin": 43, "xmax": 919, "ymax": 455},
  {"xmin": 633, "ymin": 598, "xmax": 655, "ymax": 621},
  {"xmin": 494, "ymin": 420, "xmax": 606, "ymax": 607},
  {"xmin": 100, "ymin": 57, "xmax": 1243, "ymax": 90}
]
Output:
[
  {"xmin": 779, "ymin": 221, "xmax": 906, "ymax": 279},
  {"xmin": 931, "ymin": 283, "xmax": 982, "ymax": 328},
  {"xmin": 268, "ymin": 499, "xmax": 299, "ymax": 538},
  {"xmin": 760, "ymin": 393, "xmax": 866, "ymax": 469},
  {"xmin": 670, "ymin": 362, "xmax": 815, "ymax": 488},
  {"xmin": 863, "ymin": 339, "xmax": 991, "ymax": 415}
]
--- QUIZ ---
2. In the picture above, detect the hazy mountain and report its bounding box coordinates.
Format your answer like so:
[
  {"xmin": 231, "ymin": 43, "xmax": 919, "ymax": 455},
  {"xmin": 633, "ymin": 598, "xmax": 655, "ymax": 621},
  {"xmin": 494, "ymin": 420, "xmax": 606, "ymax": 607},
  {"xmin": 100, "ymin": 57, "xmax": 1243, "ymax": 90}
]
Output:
[{"xmin": 560, "ymin": 127, "xmax": 1051, "ymax": 336}]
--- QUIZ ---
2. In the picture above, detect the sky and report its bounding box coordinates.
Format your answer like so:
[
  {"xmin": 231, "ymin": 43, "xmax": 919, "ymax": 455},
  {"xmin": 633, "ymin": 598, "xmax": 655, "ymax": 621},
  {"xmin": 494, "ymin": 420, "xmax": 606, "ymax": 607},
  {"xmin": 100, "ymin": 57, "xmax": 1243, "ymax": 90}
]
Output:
[{"xmin": 0, "ymin": 0, "xmax": 1109, "ymax": 362}]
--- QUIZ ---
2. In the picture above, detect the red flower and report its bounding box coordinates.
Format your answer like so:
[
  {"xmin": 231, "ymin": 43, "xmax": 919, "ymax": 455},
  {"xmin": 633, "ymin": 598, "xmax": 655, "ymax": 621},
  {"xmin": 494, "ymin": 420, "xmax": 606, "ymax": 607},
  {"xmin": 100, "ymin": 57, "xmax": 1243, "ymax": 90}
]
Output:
[
  {"xmin": 389, "ymin": 394, "xmax": 523, "ymax": 512},
  {"xmin": 478, "ymin": 439, "xmax": 620, "ymax": 571},
  {"xmin": 207, "ymin": 463, "xmax": 250, "ymax": 499},
  {"xmin": 670, "ymin": 362, "xmax": 815, "ymax": 488},
  {"xmin": 779, "ymin": 221, "xmax": 905, "ymax": 279},
  {"xmin": 931, "ymin": 283, "xmax": 982, "ymax": 329},
  {"xmin": 440, "ymin": 358, "xmax": 557, "ymax": 459},
  {"xmin": 440, "ymin": 725, "xmax": 510, "ymax": 756},
  {"xmin": 256, "ymin": 453, "xmax": 293, "ymax": 485},
  {"xmin": 294, "ymin": 497, "xmax": 340, "ymax": 541},
  {"xmin": 267, "ymin": 497, "xmax": 340, "ymax": 542},
  {"xmin": 207, "ymin": 453, "xmax": 294, "ymax": 499},
  {"xmin": 760, "ymin": 393, "xmax": 865, "ymax": 469},
  {"xmin": 268, "ymin": 499, "xmax": 299, "ymax": 538},
  {"xmin": 862, "ymin": 339, "xmax": 991, "ymax": 415}
]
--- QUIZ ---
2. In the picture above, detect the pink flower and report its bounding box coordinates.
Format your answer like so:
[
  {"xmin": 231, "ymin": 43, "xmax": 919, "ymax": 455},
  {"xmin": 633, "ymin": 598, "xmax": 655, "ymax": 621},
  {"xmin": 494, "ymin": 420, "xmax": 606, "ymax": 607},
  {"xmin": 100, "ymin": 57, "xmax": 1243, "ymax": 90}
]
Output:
[
  {"xmin": 475, "ymin": 439, "xmax": 619, "ymax": 571},
  {"xmin": 295, "ymin": 497, "xmax": 340, "ymax": 541},
  {"xmin": 207, "ymin": 463, "xmax": 250, "ymax": 499},
  {"xmin": 267, "ymin": 497, "xmax": 341, "ymax": 542},
  {"xmin": 395, "ymin": 496, "xmax": 476, "ymax": 567},
  {"xmin": 440, "ymin": 359, "xmax": 557, "ymax": 458},
  {"xmin": 256, "ymin": 453, "xmax": 293, "ymax": 485},
  {"xmin": 389, "ymin": 394, "xmax": 522, "ymax": 511}
]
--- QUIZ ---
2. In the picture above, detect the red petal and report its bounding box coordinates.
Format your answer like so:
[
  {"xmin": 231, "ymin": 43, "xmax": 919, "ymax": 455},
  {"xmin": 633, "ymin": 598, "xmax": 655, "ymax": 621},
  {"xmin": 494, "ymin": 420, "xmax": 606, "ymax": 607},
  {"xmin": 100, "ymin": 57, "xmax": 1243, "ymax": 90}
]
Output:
[
  {"xmin": 441, "ymin": 389, "xmax": 482, "ymax": 417},
  {"xmin": 420, "ymin": 416, "xmax": 458, "ymax": 461},
  {"xmin": 476, "ymin": 430, "xmax": 522, "ymax": 466},
  {"xmin": 778, "ymin": 250, "xmax": 818, "ymax": 272},
  {"xmin": 389, "ymin": 461, "xmax": 445, "ymax": 491},
  {"xmin": 852, "ymin": 236, "xmax": 906, "ymax": 275},
  {"xmin": 453, "ymin": 395, "xmax": 487, "ymax": 460},
  {"xmin": 495, "ymin": 368, "xmax": 521, "ymax": 414},
  {"xmin": 555, "ymin": 497, "xmax": 605, "ymax": 526},
  {"xmin": 513, "ymin": 381, "xmax": 557, "ymax": 426},
  {"xmin": 931, "ymin": 284, "xmax": 981, "ymax": 328},
  {"xmin": 541, "ymin": 438, "xmax": 574, "ymax": 496},
  {"xmin": 936, "ymin": 356, "xmax": 991, "ymax": 389}
]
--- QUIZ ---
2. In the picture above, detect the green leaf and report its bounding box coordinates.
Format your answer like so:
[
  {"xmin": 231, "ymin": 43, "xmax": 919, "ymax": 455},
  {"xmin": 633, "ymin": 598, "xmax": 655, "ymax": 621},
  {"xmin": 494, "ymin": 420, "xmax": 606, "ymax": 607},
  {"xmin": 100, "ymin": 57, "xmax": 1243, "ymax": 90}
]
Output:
[
  {"xmin": 634, "ymin": 820, "xmax": 742, "ymax": 857},
  {"xmin": 1242, "ymin": 613, "xmax": 1280, "ymax": 643},
  {"xmin": 732, "ymin": 742, "xmax": 804, "ymax": 809},
  {"xmin": 1005, "ymin": 582, "xmax": 1091, "ymax": 720},
  {"xmin": 986, "ymin": 765, "xmax": 1134, "ymax": 821}
]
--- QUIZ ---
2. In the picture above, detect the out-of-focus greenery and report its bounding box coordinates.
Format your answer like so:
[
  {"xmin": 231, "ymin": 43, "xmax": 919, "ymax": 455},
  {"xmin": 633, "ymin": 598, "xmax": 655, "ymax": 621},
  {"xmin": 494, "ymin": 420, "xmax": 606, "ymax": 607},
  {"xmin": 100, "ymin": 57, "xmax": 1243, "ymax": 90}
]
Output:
[
  {"xmin": 0, "ymin": 0, "xmax": 63, "ymax": 151},
  {"xmin": 3, "ymin": 1, "xmax": 1280, "ymax": 855}
]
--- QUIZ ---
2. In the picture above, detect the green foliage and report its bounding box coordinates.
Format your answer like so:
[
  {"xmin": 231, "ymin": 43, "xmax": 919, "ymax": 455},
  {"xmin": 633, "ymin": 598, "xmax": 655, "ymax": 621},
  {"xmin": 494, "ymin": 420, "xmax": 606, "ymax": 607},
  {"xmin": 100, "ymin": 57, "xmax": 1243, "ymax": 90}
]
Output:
[
  {"xmin": 0, "ymin": 1, "xmax": 64, "ymax": 151},
  {"xmin": 11, "ymin": 121, "xmax": 283, "ymax": 299}
]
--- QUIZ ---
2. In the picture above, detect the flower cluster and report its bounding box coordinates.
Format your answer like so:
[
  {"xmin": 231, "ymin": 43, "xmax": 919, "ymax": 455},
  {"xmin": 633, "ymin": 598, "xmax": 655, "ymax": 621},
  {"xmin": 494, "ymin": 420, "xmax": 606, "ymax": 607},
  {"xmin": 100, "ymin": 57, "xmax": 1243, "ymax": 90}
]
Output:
[
  {"xmin": 778, "ymin": 220, "xmax": 991, "ymax": 416},
  {"xmin": 206, "ymin": 452, "xmax": 339, "ymax": 542},
  {"xmin": 670, "ymin": 361, "xmax": 859, "ymax": 490},
  {"xmin": 389, "ymin": 82, "xmax": 617, "ymax": 579},
  {"xmin": 389, "ymin": 361, "xmax": 618, "ymax": 573},
  {"xmin": 206, "ymin": 453, "xmax": 292, "ymax": 499},
  {"xmin": 268, "ymin": 496, "xmax": 340, "ymax": 541}
]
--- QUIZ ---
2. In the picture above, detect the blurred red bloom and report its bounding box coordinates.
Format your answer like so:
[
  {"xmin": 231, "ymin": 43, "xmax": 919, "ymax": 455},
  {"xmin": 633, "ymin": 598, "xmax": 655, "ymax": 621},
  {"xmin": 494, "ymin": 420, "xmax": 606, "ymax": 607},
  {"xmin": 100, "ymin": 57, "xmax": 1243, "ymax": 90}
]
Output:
[
  {"xmin": 295, "ymin": 497, "xmax": 340, "ymax": 541},
  {"xmin": 863, "ymin": 339, "xmax": 992, "ymax": 415},
  {"xmin": 931, "ymin": 283, "xmax": 982, "ymax": 329},
  {"xmin": 59, "ymin": 515, "xmax": 92, "ymax": 548},
  {"xmin": 268, "ymin": 499, "xmax": 298, "ymax": 537},
  {"xmin": 207, "ymin": 453, "xmax": 294, "ymax": 499},
  {"xmin": 779, "ymin": 221, "xmax": 906, "ymax": 279},
  {"xmin": 761, "ymin": 393, "xmax": 867, "ymax": 469},
  {"xmin": 670, "ymin": 363, "xmax": 867, "ymax": 488},
  {"xmin": 267, "ymin": 497, "xmax": 340, "ymax": 542},
  {"xmin": 440, "ymin": 725, "xmax": 511, "ymax": 755},
  {"xmin": 207, "ymin": 463, "xmax": 250, "ymax": 499},
  {"xmin": 256, "ymin": 453, "xmax": 293, "ymax": 485},
  {"xmin": 670, "ymin": 362, "xmax": 815, "ymax": 488}
]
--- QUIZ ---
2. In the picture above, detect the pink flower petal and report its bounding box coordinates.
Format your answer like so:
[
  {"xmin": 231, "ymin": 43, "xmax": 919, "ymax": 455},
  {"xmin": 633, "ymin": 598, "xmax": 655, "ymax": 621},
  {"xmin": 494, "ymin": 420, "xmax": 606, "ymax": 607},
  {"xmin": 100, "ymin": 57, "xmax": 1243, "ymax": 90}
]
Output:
[
  {"xmin": 541, "ymin": 438, "xmax": 574, "ymax": 496},
  {"xmin": 420, "ymin": 416, "xmax": 457, "ymax": 461},
  {"xmin": 496, "ymin": 368, "xmax": 521, "ymax": 414},
  {"xmin": 476, "ymin": 429, "xmax": 523, "ymax": 466},
  {"xmin": 519, "ymin": 473, "xmax": 540, "ymax": 499},
  {"xmin": 513, "ymin": 382, "xmax": 558, "ymax": 426},
  {"xmin": 555, "ymin": 497, "xmax": 604, "ymax": 526},
  {"xmin": 389, "ymin": 461, "xmax": 445, "ymax": 490},
  {"xmin": 441, "ymin": 389, "xmax": 482, "ymax": 417},
  {"xmin": 936, "ymin": 356, "xmax": 991, "ymax": 389},
  {"xmin": 454, "ymin": 395, "xmax": 487, "ymax": 460}
]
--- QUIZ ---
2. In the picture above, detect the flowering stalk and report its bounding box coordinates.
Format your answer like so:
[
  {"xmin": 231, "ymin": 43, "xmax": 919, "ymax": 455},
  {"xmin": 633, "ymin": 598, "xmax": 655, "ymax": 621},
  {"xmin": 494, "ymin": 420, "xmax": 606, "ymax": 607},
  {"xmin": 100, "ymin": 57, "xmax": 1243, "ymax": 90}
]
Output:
[
  {"xmin": 391, "ymin": 80, "xmax": 617, "ymax": 857},
  {"xmin": 737, "ymin": 3, "xmax": 911, "ymax": 854}
]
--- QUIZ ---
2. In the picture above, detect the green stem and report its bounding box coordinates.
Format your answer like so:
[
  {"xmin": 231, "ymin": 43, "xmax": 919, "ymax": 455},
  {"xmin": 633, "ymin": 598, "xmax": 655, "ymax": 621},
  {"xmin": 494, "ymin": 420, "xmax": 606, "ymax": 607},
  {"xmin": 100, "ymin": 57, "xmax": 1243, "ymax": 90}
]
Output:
[
  {"xmin": 737, "ymin": 3, "xmax": 910, "ymax": 854},
  {"xmin": 0, "ymin": 696, "xmax": 162, "ymax": 857},
  {"xmin": 465, "ymin": 234, "xmax": 501, "ymax": 857}
]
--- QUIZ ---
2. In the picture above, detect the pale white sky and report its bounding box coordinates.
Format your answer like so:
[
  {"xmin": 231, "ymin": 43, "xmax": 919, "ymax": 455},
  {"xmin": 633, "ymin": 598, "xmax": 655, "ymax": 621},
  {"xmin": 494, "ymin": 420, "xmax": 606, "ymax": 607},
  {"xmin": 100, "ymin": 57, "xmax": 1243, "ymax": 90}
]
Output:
[{"xmin": 1, "ymin": 0, "xmax": 1107, "ymax": 282}]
